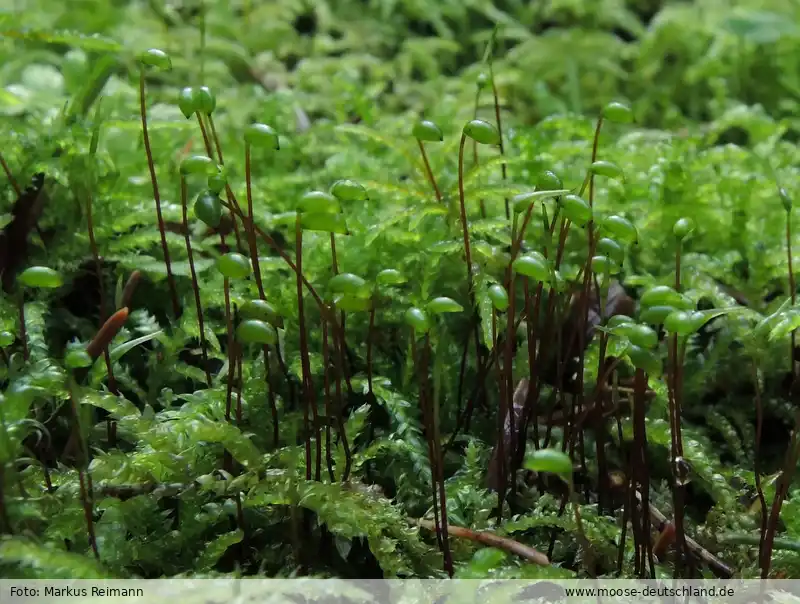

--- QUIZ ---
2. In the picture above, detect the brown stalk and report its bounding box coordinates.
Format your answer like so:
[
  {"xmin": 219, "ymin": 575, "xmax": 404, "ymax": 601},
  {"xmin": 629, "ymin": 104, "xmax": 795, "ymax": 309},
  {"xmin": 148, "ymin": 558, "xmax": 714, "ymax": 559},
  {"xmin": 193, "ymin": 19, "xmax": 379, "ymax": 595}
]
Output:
[
  {"xmin": 139, "ymin": 69, "xmax": 180, "ymax": 317},
  {"xmin": 179, "ymin": 176, "xmax": 212, "ymax": 387}
]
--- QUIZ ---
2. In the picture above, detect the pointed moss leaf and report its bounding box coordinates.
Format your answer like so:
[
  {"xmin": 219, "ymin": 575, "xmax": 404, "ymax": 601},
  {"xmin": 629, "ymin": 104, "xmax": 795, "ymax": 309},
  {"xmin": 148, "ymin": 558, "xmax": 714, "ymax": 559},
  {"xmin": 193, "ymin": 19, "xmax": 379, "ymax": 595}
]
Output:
[
  {"xmin": 412, "ymin": 120, "xmax": 443, "ymax": 142},
  {"xmin": 616, "ymin": 323, "xmax": 658, "ymax": 349},
  {"xmin": 488, "ymin": 284, "xmax": 509, "ymax": 312},
  {"xmin": 328, "ymin": 273, "xmax": 368, "ymax": 297},
  {"xmin": 538, "ymin": 170, "xmax": 563, "ymax": 191},
  {"xmin": 524, "ymin": 448, "xmax": 573, "ymax": 482},
  {"xmin": 177, "ymin": 86, "xmax": 196, "ymax": 119},
  {"xmin": 640, "ymin": 305, "xmax": 677, "ymax": 325},
  {"xmin": 217, "ymin": 253, "xmax": 251, "ymax": 279},
  {"xmin": 602, "ymin": 101, "xmax": 633, "ymax": 123},
  {"xmin": 673, "ymin": 217, "xmax": 695, "ymax": 241},
  {"xmin": 300, "ymin": 212, "xmax": 349, "ymax": 234},
  {"xmin": 591, "ymin": 255, "xmax": 620, "ymax": 276},
  {"xmin": 236, "ymin": 319, "xmax": 277, "ymax": 345},
  {"xmin": 330, "ymin": 179, "xmax": 368, "ymax": 202},
  {"xmin": 376, "ymin": 269, "xmax": 406, "ymax": 286},
  {"xmin": 334, "ymin": 294, "xmax": 372, "ymax": 312},
  {"xmin": 589, "ymin": 160, "xmax": 623, "ymax": 180},
  {"xmin": 512, "ymin": 189, "xmax": 571, "ymax": 213},
  {"xmin": 180, "ymin": 154, "xmax": 218, "ymax": 176},
  {"xmin": 607, "ymin": 315, "xmax": 634, "ymax": 327},
  {"xmin": 769, "ymin": 311, "xmax": 800, "ymax": 341},
  {"xmin": 19, "ymin": 266, "xmax": 62, "ymax": 289},
  {"xmin": 463, "ymin": 119, "xmax": 500, "ymax": 145},
  {"xmin": 597, "ymin": 237, "xmax": 624, "ymax": 263},
  {"xmin": 239, "ymin": 299, "xmax": 283, "ymax": 328},
  {"xmin": 194, "ymin": 191, "xmax": 222, "ymax": 228},
  {"xmin": 244, "ymin": 123, "xmax": 279, "ymax": 149},
  {"xmin": 0, "ymin": 331, "xmax": 13, "ymax": 347},
  {"xmin": 513, "ymin": 252, "xmax": 551, "ymax": 283},
  {"xmin": 65, "ymin": 349, "xmax": 93, "ymax": 369},
  {"xmin": 405, "ymin": 307, "xmax": 430, "ymax": 332},
  {"xmin": 427, "ymin": 297, "xmax": 463, "ymax": 314},
  {"xmin": 298, "ymin": 191, "xmax": 340, "ymax": 214},
  {"xmin": 640, "ymin": 285, "xmax": 683, "ymax": 309},
  {"xmin": 627, "ymin": 344, "xmax": 662, "ymax": 377},
  {"xmin": 196, "ymin": 85, "xmax": 216, "ymax": 115},
  {"xmin": 109, "ymin": 330, "xmax": 163, "ymax": 362},
  {"xmin": 600, "ymin": 215, "xmax": 638, "ymax": 243},
  {"xmin": 138, "ymin": 48, "xmax": 171, "ymax": 70},
  {"xmin": 560, "ymin": 194, "xmax": 592, "ymax": 226}
]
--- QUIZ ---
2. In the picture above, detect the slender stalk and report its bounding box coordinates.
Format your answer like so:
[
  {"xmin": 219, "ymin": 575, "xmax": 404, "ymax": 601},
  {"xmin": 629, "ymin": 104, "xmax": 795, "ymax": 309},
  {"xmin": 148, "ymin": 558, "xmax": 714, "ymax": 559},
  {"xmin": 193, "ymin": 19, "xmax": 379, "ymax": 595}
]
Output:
[
  {"xmin": 418, "ymin": 332, "xmax": 453, "ymax": 576},
  {"xmin": 762, "ymin": 410, "xmax": 800, "ymax": 578},
  {"xmin": 417, "ymin": 140, "xmax": 442, "ymax": 203},
  {"xmin": 322, "ymin": 321, "xmax": 335, "ymax": 481},
  {"xmin": 751, "ymin": 362, "xmax": 768, "ymax": 568},
  {"xmin": 139, "ymin": 70, "xmax": 180, "ymax": 317},
  {"xmin": 17, "ymin": 289, "xmax": 28, "ymax": 361},
  {"xmin": 295, "ymin": 217, "xmax": 314, "ymax": 481},
  {"xmin": 788, "ymin": 209, "xmax": 797, "ymax": 378},
  {"xmin": 0, "ymin": 151, "xmax": 20, "ymax": 195},
  {"xmin": 207, "ymin": 115, "xmax": 244, "ymax": 251},
  {"xmin": 493, "ymin": 308, "xmax": 506, "ymax": 520},
  {"xmin": 85, "ymin": 188, "xmax": 117, "ymax": 445},
  {"xmin": 180, "ymin": 176, "xmax": 212, "ymax": 387},
  {"xmin": 366, "ymin": 304, "xmax": 376, "ymax": 395},
  {"xmin": 67, "ymin": 382, "xmax": 99, "ymax": 559},
  {"xmin": 332, "ymin": 322, "xmax": 352, "ymax": 482},
  {"xmin": 224, "ymin": 276, "xmax": 234, "ymax": 424},
  {"xmin": 488, "ymin": 62, "xmax": 509, "ymax": 220},
  {"xmin": 241, "ymin": 141, "xmax": 286, "ymax": 436}
]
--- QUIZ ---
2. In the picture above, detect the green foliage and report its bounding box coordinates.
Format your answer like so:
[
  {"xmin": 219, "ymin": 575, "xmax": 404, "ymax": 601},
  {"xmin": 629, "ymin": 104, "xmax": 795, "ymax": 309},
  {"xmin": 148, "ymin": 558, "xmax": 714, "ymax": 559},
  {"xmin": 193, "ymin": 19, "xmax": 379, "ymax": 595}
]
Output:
[{"xmin": 2, "ymin": 0, "xmax": 800, "ymax": 582}]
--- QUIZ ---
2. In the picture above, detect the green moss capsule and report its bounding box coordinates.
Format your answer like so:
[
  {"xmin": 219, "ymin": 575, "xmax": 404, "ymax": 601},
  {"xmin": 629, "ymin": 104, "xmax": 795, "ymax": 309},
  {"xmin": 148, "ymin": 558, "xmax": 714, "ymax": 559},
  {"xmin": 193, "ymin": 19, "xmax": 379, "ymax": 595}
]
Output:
[
  {"xmin": 0, "ymin": 331, "xmax": 13, "ymax": 347},
  {"xmin": 19, "ymin": 266, "xmax": 63, "ymax": 289},
  {"xmin": 673, "ymin": 217, "xmax": 695, "ymax": 242},
  {"xmin": 589, "ymin": 160, "xmax": 623, "ymax": 180},
  {"xmin": 328, "ymin": 273, "xmax": 368, "ymax": 297},
  {"xmin": 513, "ymin": 252, "xmax": 551, "ymax": 283},
  {"xmin": 217, "ymin": 253, "xmax": 251, "ymax": 279},
  {"xmin": 244, "ymin": 123, "xmax": 279, "ymax": 150},
  {"xmin": 597, "ymin": 237, "xmax": 624, "ymax": 263},
  {"xmin": 330, "ymin": 179, "xmax": 368, "ymax": 202},
  {"xmin": 538, "ymin": 170, "xmax": 563, "ymax": 191},
  {"xmin": 208, "ymin": 169, "xmax": 227, "ymax": 194},
  {"xmin": 561, "ymin": 194, "xmax": 592, "ymax": 226},
  {"xmin": 463, "ymin": 119, "xmax": 500, "ymax": 145},
  {"xmin": 196, "ymin": 85, "xmax": 216, "ymax": 115},
  {"xmin": 180, "ymin": 155, "xmax": 217, "ymax": 176},
  {"xmin": 488, "ymin": 284, "xmax": 509, "ymax": 312},
  {"xmin": 240, "ymin": 299, "xmax": 283, "ymax": 328},
  {"xmin": 298, "ymin": 191, "xmax": 340, "ymax": 214},
  {"xmin": 236, "ymin": 319, "xmax": 277, "ymax": 345},
  {"xmin": 427, "ymin": 297, "xmax": 463, "ymax": 314},
  {"xmin": 138, "ymin": 48, "xmax": 172, "ymax": 70},
  {"xmin": 524, "ymin": 448, "xmax": 573, "ymax": 482},
  {"xmin": 602, "ymin": 102, "xmax": 633, "ymax": 123},
  {"xmin": 600, "ymin": 215, "xmax": 638, "ymax": 244},
  {"xmin": 405, "ymin": 307, "xmax": 430, "ymax": 333},
  {"xmin": 194, "ymin": 191, "xmax": 222, "ymax": 228},
  {"xmin": 412, "ymin": 120, "xmax": 443, "ymax": 142},
  {"xmin": 178, "ymin": 87, "xmax": 197, "ymax": 119}
]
